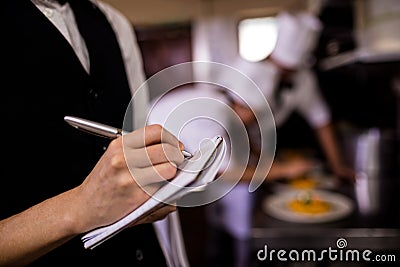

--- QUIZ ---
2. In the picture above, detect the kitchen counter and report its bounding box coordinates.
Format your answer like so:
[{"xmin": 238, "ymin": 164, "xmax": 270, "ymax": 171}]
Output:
[{"xmin": 250, "ymin": 170, "xmax": 400, "ymax": 265}]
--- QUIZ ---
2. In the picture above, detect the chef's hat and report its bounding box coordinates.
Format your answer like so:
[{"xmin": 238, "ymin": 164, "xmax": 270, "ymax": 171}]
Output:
[{"xmin": 269, "ymin": 11, "xmax": 322, "ymax": 69}]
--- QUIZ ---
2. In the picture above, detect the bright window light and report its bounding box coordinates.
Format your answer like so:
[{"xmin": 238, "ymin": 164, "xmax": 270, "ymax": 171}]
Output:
[{"xmin": 238, "ymin": 17, "xmax": 277, "ymax": 62}]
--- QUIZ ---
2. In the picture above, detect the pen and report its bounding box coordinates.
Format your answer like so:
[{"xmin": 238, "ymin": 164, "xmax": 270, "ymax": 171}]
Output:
[{"xmin": 64, "ymin": 116, "xmax": 193, "ymax": 159}]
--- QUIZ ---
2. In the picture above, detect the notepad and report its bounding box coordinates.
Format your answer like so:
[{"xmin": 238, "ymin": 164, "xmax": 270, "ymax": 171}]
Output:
[{"xmin": 81, "ymin": 135, "xmax": 225, "ymax": 249}]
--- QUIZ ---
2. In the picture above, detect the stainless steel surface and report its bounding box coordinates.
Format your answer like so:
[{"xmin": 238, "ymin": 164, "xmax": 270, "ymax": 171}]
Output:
[
  {"xmin": 252, "ymin": 174, "xmax": 400, "ymax": 251},
  {"xmin": 339, "ymin": 126, "xmax": 399, "ymax": 174}
]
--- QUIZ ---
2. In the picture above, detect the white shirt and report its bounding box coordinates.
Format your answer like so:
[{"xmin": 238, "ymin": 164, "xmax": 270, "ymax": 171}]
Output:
[
  {"xmin": 148, "ymin": 85, "xmax": 228, "ymax": 149},
  {"xmin": 32, "ymin": 0, "xmax": 149, "ymax": 128},
  {"xmin": 229, "ymin": 58, "xmax": 331, "ymax": 129},
  {"xmin": 204, "ymin": 58, "xmax": 332, "ymax": 240}
]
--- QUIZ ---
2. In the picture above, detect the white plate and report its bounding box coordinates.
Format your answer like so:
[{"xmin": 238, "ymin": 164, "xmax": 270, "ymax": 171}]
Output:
[{"xmin": 262, "ymin": 190, "xmax": 354, "ymax": 223}]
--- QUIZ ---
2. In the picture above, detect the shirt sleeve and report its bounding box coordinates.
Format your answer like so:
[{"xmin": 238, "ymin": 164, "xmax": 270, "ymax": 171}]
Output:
[
  {"xmin": 97, "ymin": 1, "xmax": 150, "ymax": 128},
  {"xmin": 295, "ymin": 69, "xmax": 331, "ymax": 128}
]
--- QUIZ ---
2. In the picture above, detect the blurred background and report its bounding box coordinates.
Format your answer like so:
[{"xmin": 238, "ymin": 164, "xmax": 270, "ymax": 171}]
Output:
[{"xmin": 103, "ymin": 0, "xmax": 399, "ymax": 266}]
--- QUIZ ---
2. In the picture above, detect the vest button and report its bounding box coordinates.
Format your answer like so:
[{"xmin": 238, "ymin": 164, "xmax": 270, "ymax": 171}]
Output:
[
  {"xmin": 89, "ymin": 88, "xmax": 99, "ymax": 99},
  {"xmin": 135, "ymin": 249, "xmax": 144, "ymax": 261},
  {"xmin": 43, "ymin": 8, "xmax": 53, "ymax": 18}
]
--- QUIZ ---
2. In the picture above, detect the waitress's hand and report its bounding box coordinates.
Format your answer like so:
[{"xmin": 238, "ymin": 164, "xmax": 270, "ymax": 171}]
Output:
[
  {"xmin": 68, "ymin": 124, "xmax": 184, "ymax": 234},
  {"xmin": 134, "ymin": 205, "xmax": 177, "ymax": 225}
]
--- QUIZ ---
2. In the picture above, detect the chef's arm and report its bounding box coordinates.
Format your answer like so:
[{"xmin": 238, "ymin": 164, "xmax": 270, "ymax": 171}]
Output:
[
  {"xmin": 314, "ymin": 123, "xmax": 355, "ymax": 182},
  {"xmin": 224, "ymin": 158, "xmax": 314, "ymax": 184}
]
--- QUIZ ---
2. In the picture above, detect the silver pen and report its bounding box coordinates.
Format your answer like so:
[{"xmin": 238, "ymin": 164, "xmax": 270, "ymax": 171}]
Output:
[{"xmin": 64, "ymin": 116, "xmax": 193, "ymax": 159}]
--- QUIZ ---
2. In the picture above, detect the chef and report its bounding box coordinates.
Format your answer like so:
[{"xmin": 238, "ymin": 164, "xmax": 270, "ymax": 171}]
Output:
[
  {"xmin": 207, "ymin": 10, "xmax": 355, "ymax": 267},
  {"xmin": 147, "ymin": 11, "xmax": 355, "ymax": 267}
]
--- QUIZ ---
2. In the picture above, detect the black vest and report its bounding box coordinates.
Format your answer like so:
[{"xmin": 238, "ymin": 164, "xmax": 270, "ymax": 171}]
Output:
[{"xmin": 1, "ymin": 1, "xmax": 167, "ymax": 266}]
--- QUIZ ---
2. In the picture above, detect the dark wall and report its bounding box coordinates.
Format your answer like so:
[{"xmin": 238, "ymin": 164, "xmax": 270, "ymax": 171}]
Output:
[
  {"xmin": 278, "ymin": 0, "xmax": 400, "ymax": 158},
  {"xmin": 134, "ymin": 23, "xmax": 192, "ymax": 100}
]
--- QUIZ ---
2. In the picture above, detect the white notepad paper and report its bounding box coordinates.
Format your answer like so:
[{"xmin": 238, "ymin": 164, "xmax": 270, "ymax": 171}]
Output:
[{"xmin": 81, "ymin": 135, "xmax": 225, "ymax": 249}]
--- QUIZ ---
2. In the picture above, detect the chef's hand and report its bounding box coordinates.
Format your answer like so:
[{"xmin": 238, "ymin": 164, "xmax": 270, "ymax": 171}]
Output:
[
  {"xmin": 267, "ymin": 157, "xmax": 315, "ymax": 180},
  {"xmin": 231, "ymin": 102, "xmax": 256, "ymax": 126},
  {"xmin": 331, "ymin": 164, "xmax": 356, "ymax": 183},
  {"xmin": 68, "ymin": 124, "xmax": 184, "ymax": 234},
  {"xmin": 281, "ymin": 158, "xmax": 316, "ymax": 179}
]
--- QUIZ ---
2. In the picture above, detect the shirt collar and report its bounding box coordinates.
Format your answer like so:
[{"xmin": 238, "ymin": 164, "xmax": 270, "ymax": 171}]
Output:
[{"xmin": 32, "ymin": 0, "xmax": 62, "ymax": 8}]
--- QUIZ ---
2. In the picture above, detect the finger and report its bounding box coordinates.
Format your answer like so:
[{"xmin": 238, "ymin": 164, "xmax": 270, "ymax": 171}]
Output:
[
  {"xmin": 125, "ymin": 143, "xmax": 184, "ymax": 168},
  {"xmin": 148, "ymin": 205, "xmax": 176, "ymax": 221},
  {"xmin": 179, "ymin": 141, "xmax": 185, "ymax": 151},
  {"xmin": 123, "ymin": 124, "xmax": 180, "ymax": 149},
  {"xmin": 134, "ymin": 205, "xmax": 176, "ymax": 225},
  {"xmin": 130, "ymin": 162, "xmax": 179, "ymax": 185}
]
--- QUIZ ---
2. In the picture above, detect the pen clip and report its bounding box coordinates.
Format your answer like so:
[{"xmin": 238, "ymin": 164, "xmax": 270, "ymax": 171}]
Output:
[{"xmin": 182, "ymin": 150, "xmax": 193, "ymax": 159}]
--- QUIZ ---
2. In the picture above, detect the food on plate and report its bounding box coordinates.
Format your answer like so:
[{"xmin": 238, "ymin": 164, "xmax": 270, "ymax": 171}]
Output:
[{"xmin": 288, "ymin": 191, "xmax": 331, "ymax": 214}]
